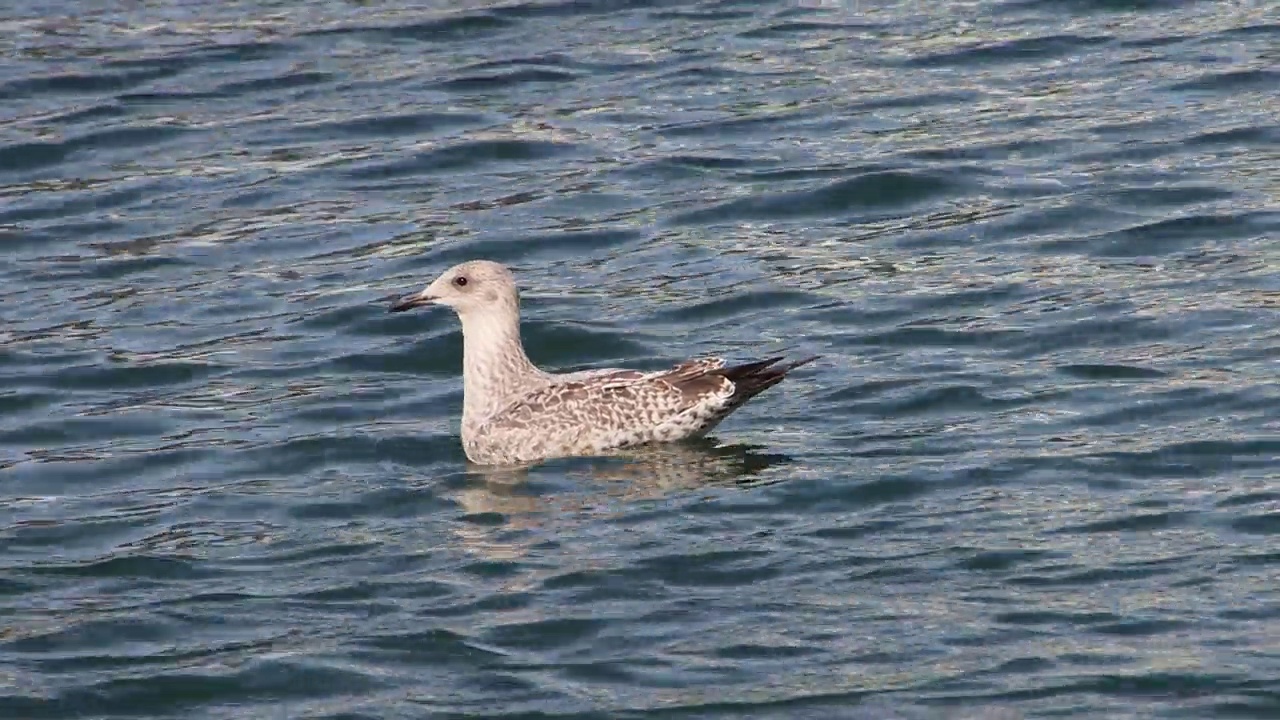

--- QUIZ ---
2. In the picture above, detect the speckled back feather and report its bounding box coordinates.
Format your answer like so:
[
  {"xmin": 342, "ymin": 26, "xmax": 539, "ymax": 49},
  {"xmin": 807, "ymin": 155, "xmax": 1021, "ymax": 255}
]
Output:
[{"xmin": 465, "ymin": 355, "xmax": 818, "ymax": 466}]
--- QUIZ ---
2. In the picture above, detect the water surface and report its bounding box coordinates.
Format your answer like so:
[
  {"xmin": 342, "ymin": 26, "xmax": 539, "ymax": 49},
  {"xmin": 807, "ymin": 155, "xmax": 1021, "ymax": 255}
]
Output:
[{"xmin": 2, "ymin": 1, "xmax": 1278, "ymax": 718}]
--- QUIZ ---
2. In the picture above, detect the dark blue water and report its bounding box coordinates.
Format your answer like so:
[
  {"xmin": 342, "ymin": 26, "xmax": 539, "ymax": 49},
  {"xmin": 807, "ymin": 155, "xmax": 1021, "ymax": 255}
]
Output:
[{"xmin": 2, "ymin": 1, "xmax": 1278, "ymax": 718}]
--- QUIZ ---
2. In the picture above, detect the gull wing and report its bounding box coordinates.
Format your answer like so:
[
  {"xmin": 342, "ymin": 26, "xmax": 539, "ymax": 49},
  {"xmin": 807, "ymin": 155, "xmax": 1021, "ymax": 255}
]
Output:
[{"xmin": 479, "ymin": 355, "xmax": 816, "ymax": 444}]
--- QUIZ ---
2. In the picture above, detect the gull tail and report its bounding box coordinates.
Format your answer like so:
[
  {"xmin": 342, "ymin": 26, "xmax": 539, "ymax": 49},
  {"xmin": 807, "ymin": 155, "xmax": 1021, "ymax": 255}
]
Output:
[{"xmin": 718, "ymin": 355, "xmax": 820, "ymax": 408}]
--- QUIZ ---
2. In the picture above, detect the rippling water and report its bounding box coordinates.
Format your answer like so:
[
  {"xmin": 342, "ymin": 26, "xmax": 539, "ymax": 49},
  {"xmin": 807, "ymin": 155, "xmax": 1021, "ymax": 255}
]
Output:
[{"xmin": 2, "ymin": 1, "xmax": 1278, "ymax": 718}]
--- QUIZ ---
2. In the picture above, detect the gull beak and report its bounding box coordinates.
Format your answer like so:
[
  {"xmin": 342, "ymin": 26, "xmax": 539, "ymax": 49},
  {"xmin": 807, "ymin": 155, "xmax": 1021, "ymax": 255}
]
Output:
[{"xmin": 389, "ymin": 290, "xmax": 437, "ymax": 313}]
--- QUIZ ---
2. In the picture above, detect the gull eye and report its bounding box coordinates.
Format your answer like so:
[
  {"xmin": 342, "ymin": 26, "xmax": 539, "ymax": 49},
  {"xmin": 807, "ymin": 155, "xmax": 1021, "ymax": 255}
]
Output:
[{"xmin": 453, "ymin": 276, "xmax": 468, "ymax": 287}]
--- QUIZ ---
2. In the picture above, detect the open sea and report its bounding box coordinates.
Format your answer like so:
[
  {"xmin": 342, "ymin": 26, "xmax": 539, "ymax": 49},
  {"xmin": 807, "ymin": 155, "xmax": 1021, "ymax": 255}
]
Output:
[{"xmin": 2, "ymin": 1, "xmax": 1278, "ymax": 718}]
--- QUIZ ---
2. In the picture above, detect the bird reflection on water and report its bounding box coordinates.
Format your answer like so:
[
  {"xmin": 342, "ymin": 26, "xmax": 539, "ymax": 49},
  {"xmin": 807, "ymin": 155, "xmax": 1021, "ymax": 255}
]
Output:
[{"xmin": 438, "ymin": 439, "xmax": 796, "ymax": 561}]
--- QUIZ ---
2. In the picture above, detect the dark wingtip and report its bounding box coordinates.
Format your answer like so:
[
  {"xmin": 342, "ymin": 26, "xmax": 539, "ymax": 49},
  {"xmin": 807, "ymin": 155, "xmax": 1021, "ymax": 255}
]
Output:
[
  {"xmin": 719, "ymin": 354, "xmax": 819, "ymax": 384},
  {"xmin": 713, "ymin": 353, "xmax": 819, "ymax": 406},
  {"xmin": 780, "ymin": 355, "xmax": 820, "ymax": 372}
]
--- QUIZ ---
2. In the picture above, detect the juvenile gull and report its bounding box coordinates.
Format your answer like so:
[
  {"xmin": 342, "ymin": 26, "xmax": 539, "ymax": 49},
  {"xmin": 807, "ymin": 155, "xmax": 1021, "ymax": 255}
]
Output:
[{"xmin": 389, "ymin": 260, "xmax": 817, "ymax": 466}]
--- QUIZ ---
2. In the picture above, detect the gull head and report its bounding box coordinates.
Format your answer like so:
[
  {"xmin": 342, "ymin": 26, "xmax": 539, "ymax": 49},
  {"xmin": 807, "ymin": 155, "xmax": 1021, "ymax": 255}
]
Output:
[{"xmin": 389, "ymin": 260, "xmax": 519, "ymax": 318}]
